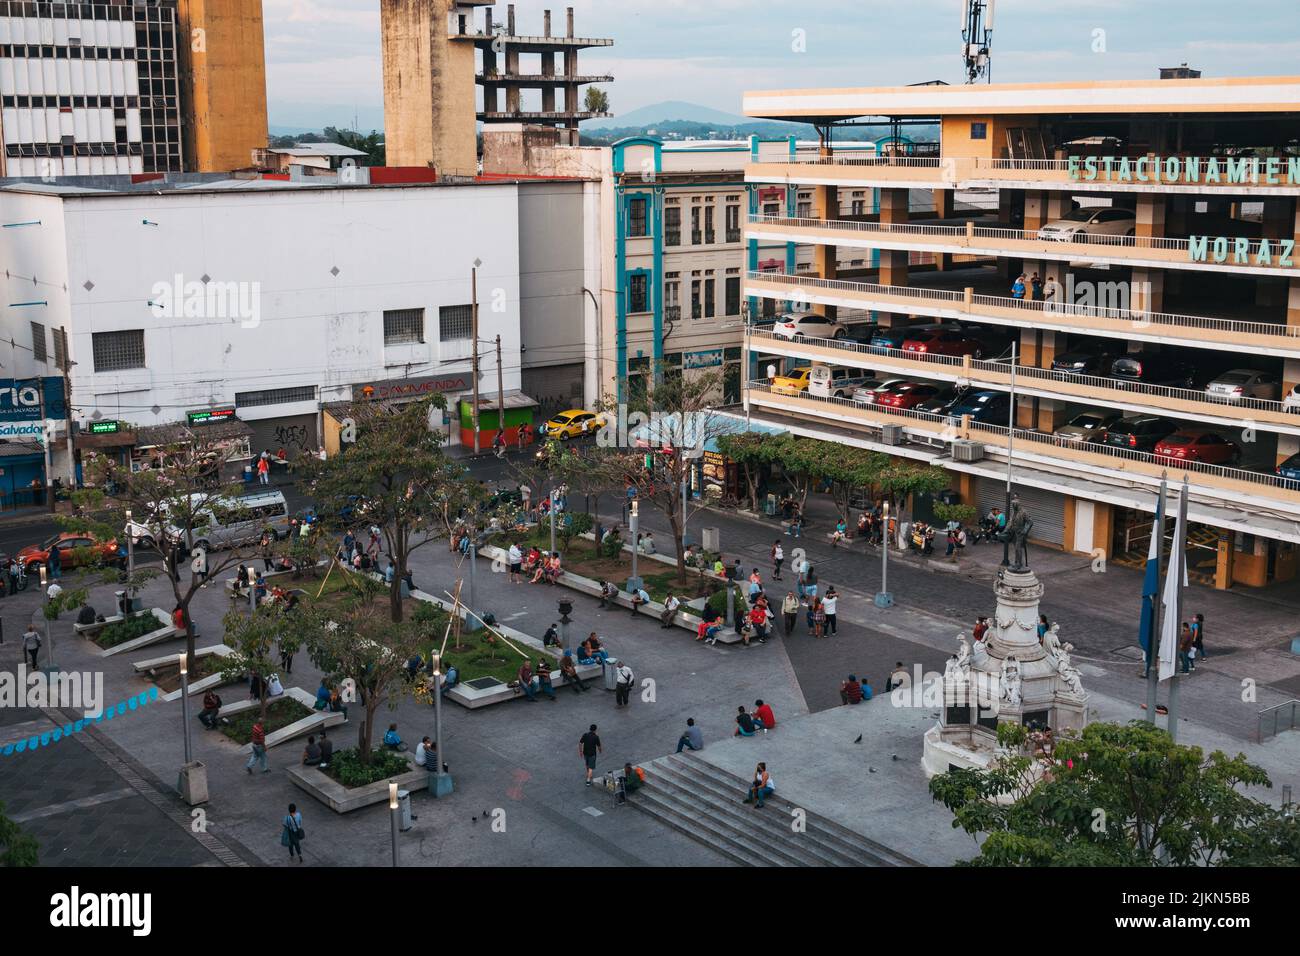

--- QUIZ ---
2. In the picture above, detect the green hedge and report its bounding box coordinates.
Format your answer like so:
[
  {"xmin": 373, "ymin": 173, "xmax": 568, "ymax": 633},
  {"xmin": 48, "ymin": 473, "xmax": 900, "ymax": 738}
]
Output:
[
  {"xmin": 322, "ymin": 747, "xmax": 411, "ymax": 789},
  {"xmin": 95, "ymin": 613, "xmax": 163, "ymax": 648}
]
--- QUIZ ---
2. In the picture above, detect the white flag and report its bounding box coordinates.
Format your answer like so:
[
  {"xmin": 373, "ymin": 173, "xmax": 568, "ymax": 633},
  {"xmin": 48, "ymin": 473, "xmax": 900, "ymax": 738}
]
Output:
[{"xmin": 1157, "ymin": 488, "xmax": 1188, "ymax": 681}]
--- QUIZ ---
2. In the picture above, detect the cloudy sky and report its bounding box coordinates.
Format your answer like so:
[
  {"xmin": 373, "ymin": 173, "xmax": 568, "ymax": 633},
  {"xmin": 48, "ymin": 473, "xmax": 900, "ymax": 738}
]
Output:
[{"xmin": 264, "ymin": 0, "xmax": 1300, "ymax": 130}]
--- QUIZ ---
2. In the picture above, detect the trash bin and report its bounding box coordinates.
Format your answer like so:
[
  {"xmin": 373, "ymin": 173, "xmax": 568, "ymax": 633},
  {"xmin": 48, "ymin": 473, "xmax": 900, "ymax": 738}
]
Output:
[
  {"xmin": 397, "ymin": 789, "xmax": 413, "ymax": 831},
  {"xmin": 115, "ymin": 590, "xmax": 128, "ymax": 616},
  {"xmin": 243, "ymin": 465, "xmax": 254, "ymax": 485},
  {"xmin": 702, "ymin": 527, "xmax": 720, "ymax": 552},
  {"xmin": 602, "ymin": 660, "xmax": 618, "ymax": 691}
]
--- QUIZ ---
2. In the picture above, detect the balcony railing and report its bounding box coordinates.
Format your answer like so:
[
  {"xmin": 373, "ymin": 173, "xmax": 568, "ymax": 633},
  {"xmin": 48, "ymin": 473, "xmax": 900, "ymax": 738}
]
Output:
[
  {"xmin": 778, "ymin": 155, "xmax": 945, "ymax": 169},
  {"xmin": 746, "ymin": 328, "xmax": 1299, "ymax": 428},
  {"xmin": 726, "ymin": 228, "xmax": 742, "ymax": 243},
  {"xmin": 747, "ymin": 213, "xmax": 1292, "ymax": 269},
  {"xmin": 665, "ymin": 305, "xmax": 682, "ymax": 322},
  {"xmin": 745, "ymin": 270, "xmax": 1300, "ymax": 345},
  {"xmin": 745, "ymin": 382, "xmax": 1300, "ymax": 502},
  {"xmin": 704, "ymin": 231, "xmax": 716, "ymax": 244},
  {"xmin": 665, "ymin": 230, "xmax": 681, "ymax": 246}
]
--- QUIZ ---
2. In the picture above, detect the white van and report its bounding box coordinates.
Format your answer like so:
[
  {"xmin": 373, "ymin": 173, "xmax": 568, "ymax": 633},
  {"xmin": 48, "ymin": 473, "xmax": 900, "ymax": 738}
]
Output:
[
  {"xmin": 808, "ymin": 365, "xmax": 873, "ymax": 399},
  {"xmin": 167, "ymin": 490, "xmax": 290, "ymax": 552}
]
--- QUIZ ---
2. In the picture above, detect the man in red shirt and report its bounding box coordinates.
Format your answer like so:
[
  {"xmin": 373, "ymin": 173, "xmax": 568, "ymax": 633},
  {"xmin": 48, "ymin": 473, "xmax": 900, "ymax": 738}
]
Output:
[
  {"xmin": 246, "ymin": 719, "xmax": 269, "ymax": 773},
  {"xmin": 840, "ymin": 675, "xmax": 863, "ymax": 706},
  {"xmin": 748, "ymin": 603, "xmax": 769, "ymax": 645},
  {"xmin": 752, "ymin": 699, "xmax": 776, "ymax": 730}
]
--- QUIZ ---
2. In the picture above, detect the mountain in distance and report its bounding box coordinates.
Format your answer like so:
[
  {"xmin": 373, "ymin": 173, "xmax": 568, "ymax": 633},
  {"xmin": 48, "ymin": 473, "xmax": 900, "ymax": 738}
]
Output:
[{"xmin": 585, "ymin": 100, "xmax": 752, "ymax": 130}]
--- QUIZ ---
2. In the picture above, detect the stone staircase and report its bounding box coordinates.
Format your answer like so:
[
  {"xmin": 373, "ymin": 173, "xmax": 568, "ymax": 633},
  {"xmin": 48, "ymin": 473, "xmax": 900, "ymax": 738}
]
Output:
[{"xmin": 630, "ymin": 753, "xmax": 919, "ymax": 867}]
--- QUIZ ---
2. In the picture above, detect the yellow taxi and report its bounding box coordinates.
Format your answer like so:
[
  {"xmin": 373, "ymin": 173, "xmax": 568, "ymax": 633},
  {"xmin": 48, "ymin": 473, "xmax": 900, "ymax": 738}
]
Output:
[
  {"xmin": 540, "ymin": 408, "xmax": 606, "ymax": 440},
  {"xmin": 771, "ymin": 366, "xmax": 813, "ymax": 395}
]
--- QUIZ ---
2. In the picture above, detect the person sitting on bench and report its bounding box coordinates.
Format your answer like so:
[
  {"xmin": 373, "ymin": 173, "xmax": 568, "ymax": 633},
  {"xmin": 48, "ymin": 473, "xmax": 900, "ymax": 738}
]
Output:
[
  {"xmin": 579, "ymin": 633, "xmax": 609, "ymax": 665},
  {"xmin": 302, "ymin": 735, "xmax": 323, "ymax": 766},
  {"xmin": 198, "ymin": 690, "xmax": 223, "ymax": 729},
  {"xmin": 383, "ymin": 723, "xmax": 406, "ymax": 751},
  {"xmin": 597, "ymin": 580, "xmax": 621, "ymax": 608},
  {"xmin": 630, "ymin": 585, "xmax": 650, "ymax": 616}
]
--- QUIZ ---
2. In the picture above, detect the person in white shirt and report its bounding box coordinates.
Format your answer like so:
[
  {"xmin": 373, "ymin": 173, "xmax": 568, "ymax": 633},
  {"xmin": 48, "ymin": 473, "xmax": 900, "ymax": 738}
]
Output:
[
  {"xmin": 823, "ymin": 588, "xmax": 839, "ymax": 635},
  {"xmin": 415, "ymin": 736, "xmax": 433, "ymax": 767},
  {"xmin": 507, "ymin": 543, "xmax": 523, "ymax": 584},
  {"xmin": 614, "ymin": 660, "xmax": 635, "ymax": 707},
  {"xmin": 660, "ymin": 593, "xmax": 681, "ymax": 629}
]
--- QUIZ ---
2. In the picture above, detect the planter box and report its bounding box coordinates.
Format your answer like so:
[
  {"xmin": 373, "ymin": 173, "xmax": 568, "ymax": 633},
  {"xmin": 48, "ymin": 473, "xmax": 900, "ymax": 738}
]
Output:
[
  {"xmin": 223, "ymin": 560, "xmax": 329, "ymax": 595},
  {"xmin": 99, "ymin": 608, "xmax": 179, "ymax": 658},
  {"xmin": 74, "ymin": 607, "xmax": 152, "ymax": 638},
  {"xmin": 232, "ymin": 687, "xmax": 348, "ymax": 752},
  {"xmin": 445, "ymin": 661, "xmax": 602, "ymax": 709},
  {"xmin": 285, "ymin": 752, "xmax": 427, "ymax": 814},
  {"xmin": 133, "ymin": 644, "xmax": 238, "ymax": 702}
]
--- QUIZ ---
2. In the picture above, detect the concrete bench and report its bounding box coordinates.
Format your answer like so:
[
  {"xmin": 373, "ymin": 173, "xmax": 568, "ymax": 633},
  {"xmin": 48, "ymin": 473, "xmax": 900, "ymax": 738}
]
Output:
[
  {"xmin": 98, "ymin": 608, "xmax": 180, "ymax": 659},
  {"xmin": 133, "ymin": 643, "xmax": 239, "ymax": 701},
  {"xmin": 74, "ymin": 607, "xmax": 152, "ymax": 637}
]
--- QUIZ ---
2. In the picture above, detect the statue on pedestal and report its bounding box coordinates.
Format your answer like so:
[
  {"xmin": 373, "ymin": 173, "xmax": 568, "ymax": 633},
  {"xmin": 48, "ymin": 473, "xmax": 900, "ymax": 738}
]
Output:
[
  {"xmin": 1007, "ymin": 497, "xmax": 1033, "ymax": 571},
  {"xmin": 1000, "ymin": 656, "xmax": 1022, "ymax": 707}
]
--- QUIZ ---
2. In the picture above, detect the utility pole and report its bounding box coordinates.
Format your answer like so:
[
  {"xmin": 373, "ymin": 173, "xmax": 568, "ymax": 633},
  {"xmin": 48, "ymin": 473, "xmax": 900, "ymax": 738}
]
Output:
[
  {"xmin": 495, "ymin": 334, "xmax": 505, "ymax": 450},
  {"xmin": 1002, "ymin": 341, "xmax": 1017, "ymax": 566},
  {"xmin": 37, "ymin": 379, "xmax": 53, "ymax": 513},
  {"xmin": 471, "ymin": 262, "xmax": 481, "ymax": 455}
]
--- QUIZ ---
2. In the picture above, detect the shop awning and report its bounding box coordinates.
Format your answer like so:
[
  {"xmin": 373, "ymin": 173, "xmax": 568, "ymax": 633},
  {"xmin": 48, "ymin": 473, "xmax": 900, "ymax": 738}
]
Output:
[{"xmin": 134, "ymin": 418, "xmax": 253, "ymax": 449}]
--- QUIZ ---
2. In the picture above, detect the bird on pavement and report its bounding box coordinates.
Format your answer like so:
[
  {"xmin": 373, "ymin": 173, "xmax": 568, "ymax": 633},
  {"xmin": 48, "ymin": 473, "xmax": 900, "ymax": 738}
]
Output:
[{"xmin": 853, "ymin": 733, "xmax": 863, "ymax": 744}]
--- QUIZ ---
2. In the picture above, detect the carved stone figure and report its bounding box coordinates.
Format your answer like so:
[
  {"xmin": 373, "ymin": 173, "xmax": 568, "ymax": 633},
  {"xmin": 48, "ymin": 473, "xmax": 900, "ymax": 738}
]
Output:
[
  {"xmin": 1042, "ymin": 622, "xmax": 1065, "ymax": 662},
  {"xmin": 1008, "ymin": 498, "xmax": 1033, "ymax": 571},
  {"xmin": 971, "ymin": 636, "xmax": 990, "ymax": 667},
  {"xmin": 1000, "ymin": 656, "xmax": 1022, "ymax": 707},
  {"xmin": 955, "ymin": 634, "xmax": 971, "ymax": 672}
]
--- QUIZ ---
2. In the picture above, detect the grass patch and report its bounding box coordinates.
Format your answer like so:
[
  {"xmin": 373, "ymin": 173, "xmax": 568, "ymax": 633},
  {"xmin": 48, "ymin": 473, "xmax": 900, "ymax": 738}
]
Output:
[
  {"xmin": 94, "ymin": 613, "xmax": 165, "ymax": 649},
  {"xmin": 321, "ymin": 747, "xmax": 411, "ymax": 789},
  {"xmin": 146, "ymin": 655, "xmax": 224, "ymax": 695},
  {"xmin": 219, "ymin": 696, "xmax": 313, "ymax": 744}
]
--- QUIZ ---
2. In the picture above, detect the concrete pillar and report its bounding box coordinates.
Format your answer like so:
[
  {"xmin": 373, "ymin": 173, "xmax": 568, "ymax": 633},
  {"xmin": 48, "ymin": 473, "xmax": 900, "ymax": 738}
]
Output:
[
  {"xmin": 933, "ymin": 189, "xmax": 953, "ymax": 270},
  {"xmin": 878, "ymin": 187, "xmax": 909, "ymax": 295},
  {"xmin": 1214, "ymin": 533, "xmax": 1235, "ymax": 590},
  {"xmin": 813, "ymin": 184, "xmax": 838, "ymax": 318},
  {"xmin": 508, "ymin": 4, "xmax": 516, "ymax": 33},
  {"xmin": 1023, "ymin": 191, "xmax": 1047, "ymax": 233},
  {"xmin": 1130, "ymin": 268, "xmax": 1165, "ymax": 314},
  {"xmin": 1036, "ymin": 398, "xmax": 1068, "ymax": 432},
  {"xmin": 543, "ymin": 8, "xmax": 551, "ymax": 36},
  {"xmin": 1134, "ymin": 195, "xmax": 1166, "ymax": 240},
  {"xmin": 1092, "ymin": 500, "xmax": 1114, "ymax": 560},
  {"xmin": 567, "ymin": 6, "xmax": 574, "ymax": 38}
]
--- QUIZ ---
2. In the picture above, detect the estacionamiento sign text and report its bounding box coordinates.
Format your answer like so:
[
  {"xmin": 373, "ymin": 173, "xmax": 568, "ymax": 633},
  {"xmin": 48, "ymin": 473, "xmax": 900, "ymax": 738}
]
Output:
[{"xmin": 1068, "ymin": 155, "xmax": 1300, "ymax": 185}]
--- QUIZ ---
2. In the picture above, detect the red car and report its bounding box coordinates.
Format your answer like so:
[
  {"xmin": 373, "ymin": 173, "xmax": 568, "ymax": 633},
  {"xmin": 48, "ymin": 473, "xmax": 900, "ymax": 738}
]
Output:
[
  {"xmin": 901, "ymin": 328, "xmax": 985, "ymax": 358},
  {"xmin": 1153, "ymin": 431, "xmax": 1241, "ymax": 466},
  {"xmin": 873, "ymin": 382, "xmax": 945, "ymax": 410},
  {"xmin": 16, "ymin": 533, "xmax": 119, "ymax": 572}
]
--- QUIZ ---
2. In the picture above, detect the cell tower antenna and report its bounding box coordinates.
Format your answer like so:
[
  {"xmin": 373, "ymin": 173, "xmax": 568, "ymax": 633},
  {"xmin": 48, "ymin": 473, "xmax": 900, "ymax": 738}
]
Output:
[{"xmin": 961, "ymin": 0, "xmax": 995, "ymax": 84}]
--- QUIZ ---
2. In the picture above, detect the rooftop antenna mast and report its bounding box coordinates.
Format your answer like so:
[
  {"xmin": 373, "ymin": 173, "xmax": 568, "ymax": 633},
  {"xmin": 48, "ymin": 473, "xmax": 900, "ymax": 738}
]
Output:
[{"xmin": 961, "ymin": 0, "xmax": 995, "ymax": 84}]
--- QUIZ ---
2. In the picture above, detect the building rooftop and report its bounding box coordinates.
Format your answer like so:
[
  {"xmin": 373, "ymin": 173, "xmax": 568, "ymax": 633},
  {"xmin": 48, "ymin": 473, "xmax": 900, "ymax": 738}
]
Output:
[
  {"xmin": 0, "ymin": 174, "xmax": 591, "ymax": 199},
  {"xmin": 743, "ymin": 74, "xmax": 1300, "ymax": 122},
  {"xmin": 269, "ymin": 144, "xmax": 369, "ymax": 158}
]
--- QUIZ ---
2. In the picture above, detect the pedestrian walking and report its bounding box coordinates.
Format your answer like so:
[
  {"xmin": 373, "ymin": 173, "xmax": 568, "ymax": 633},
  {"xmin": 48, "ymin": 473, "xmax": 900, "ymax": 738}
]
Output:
[
  {"xmin": 246, "ymin": 718, "xmax": 270, "ymax": 773},
  {"xmin": 256, "ymin": 455, "xmax": 270, "ymax": 485},
  {"xmin": 281, "ymin": 803, "xmax": 304, "ymax": 863},
  {"xmin": 1190, "ymin": 613, "xmax": 1207, "ymax": 661},
  {"xmin": 781, "ymin": 592, "xmax": 798, "ymax": 637},
  {"xmin": 1178, "ymin": 622, "xmax": 1194, "ymax": 674},
  {"xmin": 22, "ymin": 625, "xmax": 41, "ymax": 668},
  {"xmin": 278, "ymin": 639, "xmax": 294, "ymax": 675},
  {"xmin": 614, "ymin": 659, "xmax": 634, "ymax": 707},
  {"xmin": 260, "ymin": 532, "xmax": 274, "ymax": 573},
  {"xmin": 771, "ymin": 540, "xmax": 784, "ymax": 580},
  {"xmin": 579, "ymin": 723, "xmax": 602, "ymax": 787},
  {"xmin": 1011, "ymin": 273, "xmax": 1027, "ymax": 299},
  {"xmin": 823, "ymin": 587, "xmax": 838, "ymax": 635},
  {"xmin": 8, "ymin": 558, "xmax": 19, "ymax": 595},
  {"xmin": 48, "ymin": 544, "xmax": 61, "ymax": 580}
]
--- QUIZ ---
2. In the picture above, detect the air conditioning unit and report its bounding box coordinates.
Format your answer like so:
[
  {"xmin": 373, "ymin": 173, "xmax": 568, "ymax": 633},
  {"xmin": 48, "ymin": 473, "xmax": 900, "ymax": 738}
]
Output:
[
  {"xmin": 880, "ymin": 424, "xmax": 904, "ymax": 446},
  {"xmin": 951, "ymin": 440, "xmax": 985, "ymax": 462}
]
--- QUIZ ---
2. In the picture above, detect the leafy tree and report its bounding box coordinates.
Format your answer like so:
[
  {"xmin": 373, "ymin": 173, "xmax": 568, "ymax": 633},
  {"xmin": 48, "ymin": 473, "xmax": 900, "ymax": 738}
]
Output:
[
  {"xmin": 219, "ymin": 601, "xmax": 309, "ymax": 721},
  {"xmin": 0, "ymin": 801, "xmax": 37, "ymax": 866},
  {"xmin": 584, "ymin": 87, "xmax": 610, "ymax": 114},
  {"xmin": 322, "ymin": 126, "xmax": 384, "ymax": 166},
  {"xmin": 70, "ymin": 440, "xmax": 264, "ymax": 672},
  {"xmin": 298, "ymin": 397, "xmax": 482, "ymax": 622},
  {"xmin": 934, "ymin": 502, "xmax": 977, "ymax": 527},
  {"xmin": 930, "ymin": 721, "xmax": 1294, "ymax": 866},
  {"xmin": 820, "ymin": 447, "xmax": 893, "ymax": 524},
  {"xmin": 714, "ymin": 432, "xmax": 773, "ymax": 512}
]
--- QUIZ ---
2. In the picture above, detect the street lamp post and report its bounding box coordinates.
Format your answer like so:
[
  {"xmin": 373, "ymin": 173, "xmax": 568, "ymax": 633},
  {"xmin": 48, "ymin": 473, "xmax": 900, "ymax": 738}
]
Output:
[
  {"xmin": 389, "ymin": 782, "xmax": 401, "ymax": 866},
  {"xmin": 628, "ymin": 499, "xmax": 641, "ymax": 592},
  {"xmin": 549, "ymin": 490, "xmax": 557, "ymax": 555},
  {"xmin": 178, "ymin": 652, "xmax": 193, "ymax": 764},
  {"xmin": 874, "ymin": 501, "xmax": 894, "ymax": 608},
  {"xmin": 39, "ymin": 565, "xmax": 53, "ymax": 668},
  {"xmin": 125, "ymin": 509, "xmax": 135, "ymax": 611},
  {"xmin": 1002, "ymin": 342, "xmax": 1018, "ymax": 567},
  {"xmin": 428, "ymin": 653, "xmax": 453, "ymax": 797}
]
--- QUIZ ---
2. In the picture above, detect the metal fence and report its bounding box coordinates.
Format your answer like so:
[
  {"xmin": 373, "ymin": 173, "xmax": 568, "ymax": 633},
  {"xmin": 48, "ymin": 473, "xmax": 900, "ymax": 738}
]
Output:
[{"xmin": 1258, "ymin": 699, "xmax": 1300, "ymax": 743}]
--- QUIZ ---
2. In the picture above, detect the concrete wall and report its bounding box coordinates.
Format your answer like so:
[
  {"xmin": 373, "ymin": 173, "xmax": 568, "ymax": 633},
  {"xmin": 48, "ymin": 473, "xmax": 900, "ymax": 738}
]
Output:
[
  {"xmin": 177, "ymin": 0, "xmax": 269, "ymax": 173},
  {"xmin": 0, "ymin": 184, "xmax": 524, "ymax": 446}
]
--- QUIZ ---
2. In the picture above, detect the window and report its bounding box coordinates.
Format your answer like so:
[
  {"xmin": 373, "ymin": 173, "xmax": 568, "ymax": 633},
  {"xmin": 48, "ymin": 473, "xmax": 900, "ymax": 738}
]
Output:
[
  {"xmin": 970, "ymin": 122, "xmax": 988, "ymax": 140},
  {"xmin": 725, "ymin": 276, "xmax": 740, "ymax": 316},
  {"xmin": 628, "ymin": 197, "xmax": 648, "ymax": 237},
  {"xmin": 629, "ymin": 274, "xmax": 648, "ymax": 313},
  {"xmin": 704, "ymin": 205, "xmax": 715, "ymax": 244},
  {"xmin": 31, "ymin": 322, "xmax": 47, "ymax": 362},
  {"xmin": 796, "ymin": 201, "xmax": 812, "ymax": 219},
  {"xmin": 763, "ymin": 202, "xmax": 779, "ymax": 217},
  {"xmin": 383, "ymin": 308, "xmax": 425, "ymax": 345},
  {"xmin": 53, "ymin": 327, "xmax": 68, "ymax": 371},
  {"xmin": 726, "ymin": 204, "xmax": 741, "ymax": 242},
  {"xmin": 235, "ymin": 386, "xmax": 316, "ymax": 409},
  {"xmin": 691, "ymin": 279, "xmax": 702, "ymax": 319},
  {"xmin": 438, "ymin": 304, "xmax": 472, "ymax": 342},
  {"xmin": 691, "ymin": 207, "xmax": 702, "ymax": 245},
  {"xmin": 704, "ymin": 278, "xmax": 715, "ymax": 318},
  {"xmin": 851, "ymin": 199, "xmax": 864, "ymax": 216},
  {"xmin": 92, "ymin": 329, "xmax": 145, "ymax": 372},
  {"xmin": 665, "ymin": 206, "xmax": 681, "ymax": 246}
]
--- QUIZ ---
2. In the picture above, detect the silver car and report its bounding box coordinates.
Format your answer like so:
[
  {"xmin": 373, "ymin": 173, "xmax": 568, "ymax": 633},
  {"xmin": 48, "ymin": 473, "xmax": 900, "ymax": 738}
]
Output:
[
  {"xmin": 167, "ymin": 490, "xmax": 291, "ymax": 552},
  {"xmin": 1054, "ymin": 409, "xmax": 1123, "ymax": 443},
  {"xmin": 1204, "ymin": 369, "xmax": 1278, "ymax": 402}
]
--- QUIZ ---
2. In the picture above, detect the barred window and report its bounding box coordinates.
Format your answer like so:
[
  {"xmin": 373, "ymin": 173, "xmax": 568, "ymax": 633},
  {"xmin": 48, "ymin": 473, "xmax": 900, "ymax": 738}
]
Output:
[
  {"xmin": 383, "ymin": 308, "xmax": 425, "ymax": 345},
  {"xmin": 92, "ymin": 329, "xmax": 145, "ymax": 372},
  {"xmin": 235, "ymin": 386, "xmax": 316, "ymax": 409},
  {"xmin": 31, "ymin": 322, "xmax": 47, "ymax": 363},
  {"xmin": 53, "ymin": 327, "xmax": 68, "ymax": 371},
  {"xmin": 438, "ymin": 304, "xmax": 473, "ymax": 342}
]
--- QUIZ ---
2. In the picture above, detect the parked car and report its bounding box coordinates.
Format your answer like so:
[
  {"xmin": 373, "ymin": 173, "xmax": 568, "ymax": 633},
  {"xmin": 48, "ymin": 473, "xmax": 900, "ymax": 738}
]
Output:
[
  {"xmin": 851, "ymin": 379, "xmax": 908, "ymax": 405},
  {"xmin": 871, "ymin": 381, "xmax": 947, "ymax": 410},
  {"xmin": 915, "ymin": 385, "xmax": 967, "ymax": 414},
  {"xmin": 540, "ymin": 408, "xmax": 605, "ymax": 440},
  {"xmin": 868, "ymin": 323, "xmax": 946, "ymax": 354},
  {"xmin": 1283, "ymin": 382, "xmax": 1300, "ymax": 413},
  {"xmin": 772, "ymin": 312, "xmax": 848, "ymax": 340},
  {"xmin": 1054, "ymin": 409, "xmax": 1125, "ymax": 443},
  {"xmin": 945, "ymin": 390, "xmax": 1011, "ymax": 424},
  {"xmin": 1102, "ymin": 415, "xmax": 1179, "ymax": 451},
  {"xmin": 17, "ymin": 532, "xmax": 119, "ymax": 573},
  {"xmin": 1035, "ymin": 206, "xmax": 1136, "ymax": 242},
  {"xmin": 1276, "ymin": 452, "xmax": 1300, "ymax": 482},
  {"xmin": 1111, "ymin": 352, "xmax": 1196, "ymax": 388},
  {"xmin": 1052, "ymin": 347, "xmax": 1121, "ymax": 377},
  {"xmin": 772, "ymin": 366, "xmax": 813, "ymax": 394},
  {"xmin": 1153, "ymin": 430, "xmax": 1241, "ymax": 466},
  {"xmin": 1204, "ymin": 369, "xmax": 1279, "ymax": 402},
  {"xmin": 901, "ymin": 328, "xmax": 987, "ymax": 358}
]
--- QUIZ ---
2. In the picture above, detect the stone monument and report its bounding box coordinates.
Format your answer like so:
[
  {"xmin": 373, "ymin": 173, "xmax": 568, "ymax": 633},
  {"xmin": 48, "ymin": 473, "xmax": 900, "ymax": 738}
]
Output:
[{"xmin": 922, "ymin": 565, "xmax": 1090, "ymax": 781}]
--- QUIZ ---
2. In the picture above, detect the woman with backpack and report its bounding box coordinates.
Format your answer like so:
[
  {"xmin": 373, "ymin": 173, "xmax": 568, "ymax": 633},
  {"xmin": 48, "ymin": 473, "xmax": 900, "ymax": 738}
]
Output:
[{"xmin": 281, "ymin": 803, "xmax": 305, "ymax": 863}]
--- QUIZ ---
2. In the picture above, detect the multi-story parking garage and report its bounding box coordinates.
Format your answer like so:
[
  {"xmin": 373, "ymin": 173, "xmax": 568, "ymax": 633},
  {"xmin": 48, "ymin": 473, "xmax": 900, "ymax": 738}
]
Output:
[{"xmin": 740, "ymin": 73, "xmax": 1300, "ymax": 590}]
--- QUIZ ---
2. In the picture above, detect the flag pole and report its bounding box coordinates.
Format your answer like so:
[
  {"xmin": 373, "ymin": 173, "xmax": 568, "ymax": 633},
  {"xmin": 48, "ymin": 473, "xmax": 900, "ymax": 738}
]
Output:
[
  {"xmin": 1144, "ymin": 477, "xmax": 1167, "ymax": 723},
  {"xmin": 1166, "ymin": 476, "xmax": 1190, "ymax": 742}
]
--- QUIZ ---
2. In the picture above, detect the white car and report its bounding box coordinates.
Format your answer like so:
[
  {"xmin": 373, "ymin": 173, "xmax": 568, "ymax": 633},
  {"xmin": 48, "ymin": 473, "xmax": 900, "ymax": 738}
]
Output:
[
  {"xmin": 851, "ymin": 378, "xmax": 907, "ymax": 405},
  {"xmin": 1204, "ymin": 369, "xmax": 1279, "ymax": 402},
  {"xmin": 1035, "ymin": 207, "xmax": 1136, "ymax": 242},
  {"xmin": 1284, "ymin": 382, "xmax": 1300, "ymax": 412},
  {"xmin": 772, "ymin": 312, "xmax": 848, "ymax": 340}
]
